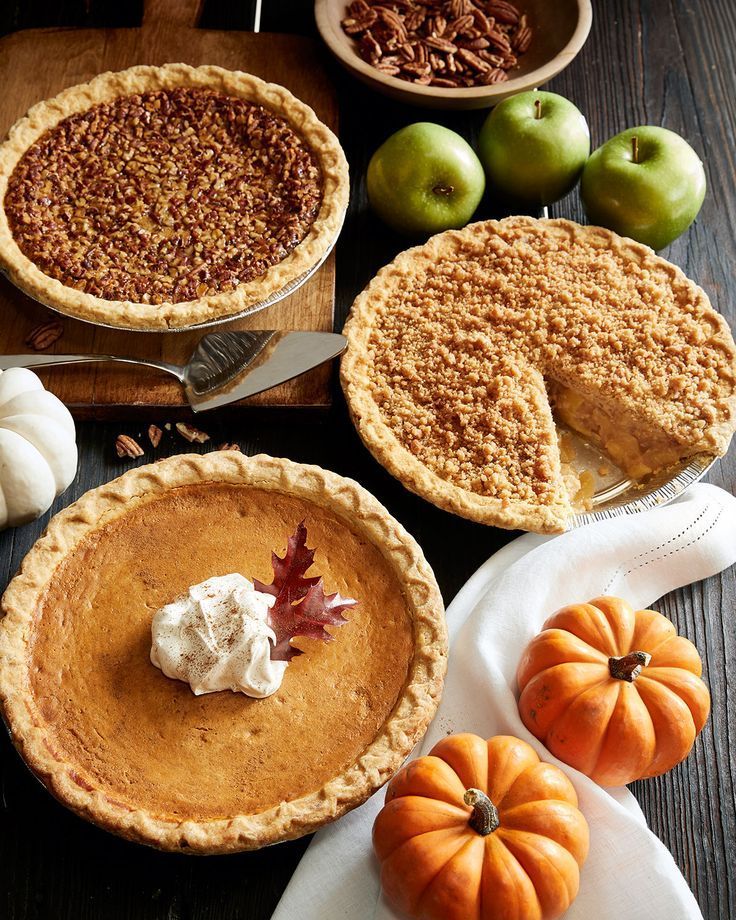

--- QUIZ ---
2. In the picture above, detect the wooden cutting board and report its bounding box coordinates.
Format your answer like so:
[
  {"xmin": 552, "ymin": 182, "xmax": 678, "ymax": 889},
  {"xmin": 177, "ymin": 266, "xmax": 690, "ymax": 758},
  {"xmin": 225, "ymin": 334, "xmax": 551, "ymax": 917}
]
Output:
[{"xmin": 0, "ymin": 0, "xmax": 340, "ymax": 417}]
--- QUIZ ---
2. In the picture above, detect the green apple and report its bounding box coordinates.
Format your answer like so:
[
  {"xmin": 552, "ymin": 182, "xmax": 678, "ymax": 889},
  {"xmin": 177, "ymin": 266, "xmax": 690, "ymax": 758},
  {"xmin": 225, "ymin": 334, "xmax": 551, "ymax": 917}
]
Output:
[
  {"xmin": 366, "ymin": 123, "xmax": 485, "ymax": 235},
  {"xmin": 581, "ymin": 126, "xmax": 706, "ymax": 250},
  {"xmin": 478, "ymin": 91, "xmax": 590, "ymax": 206}
]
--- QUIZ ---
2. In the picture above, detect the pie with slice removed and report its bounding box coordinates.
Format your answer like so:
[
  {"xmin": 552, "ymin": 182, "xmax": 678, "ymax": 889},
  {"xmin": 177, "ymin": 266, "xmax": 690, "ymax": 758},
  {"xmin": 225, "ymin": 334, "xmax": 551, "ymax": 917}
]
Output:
[
  {"xmin": 341, "ymin": 217, "xmax": 736, "ymax": 533},
  {"xmin": 0, "ymin": 453, "xmax": 446, "ymax": 852}
]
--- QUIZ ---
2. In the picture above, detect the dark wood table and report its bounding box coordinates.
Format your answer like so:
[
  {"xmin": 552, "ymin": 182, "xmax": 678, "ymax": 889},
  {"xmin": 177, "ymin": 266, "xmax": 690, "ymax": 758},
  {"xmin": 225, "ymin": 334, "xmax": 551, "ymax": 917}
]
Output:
[{"xmin": 1, "ymin": 1, "xmax": 734, "ymax": 917}]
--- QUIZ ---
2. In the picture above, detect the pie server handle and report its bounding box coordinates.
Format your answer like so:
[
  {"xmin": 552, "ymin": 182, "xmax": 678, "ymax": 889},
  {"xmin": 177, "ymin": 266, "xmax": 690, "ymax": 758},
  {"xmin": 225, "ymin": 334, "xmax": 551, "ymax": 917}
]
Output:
[{"xmin": 0, "ymin": 353, "xmax": 185, "ymax": 378}]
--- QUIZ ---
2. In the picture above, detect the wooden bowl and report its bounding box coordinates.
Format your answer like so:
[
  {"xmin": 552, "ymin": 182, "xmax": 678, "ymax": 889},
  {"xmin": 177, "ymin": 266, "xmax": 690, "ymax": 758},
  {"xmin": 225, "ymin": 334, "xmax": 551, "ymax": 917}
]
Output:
[{"xmin": 315, "ymin": 0, "xmax": 593, "ymax": 109}]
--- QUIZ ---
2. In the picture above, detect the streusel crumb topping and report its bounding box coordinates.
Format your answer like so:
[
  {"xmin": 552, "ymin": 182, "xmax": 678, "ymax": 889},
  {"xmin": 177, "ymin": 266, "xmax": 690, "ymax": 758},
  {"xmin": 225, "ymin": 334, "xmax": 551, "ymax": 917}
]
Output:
[
  {"xmin": 5, "ymin": 87, "xmax": 323, "ymax": 304},
  {"xmin": 359, "ymin": 219, "xmax": 736, "ymax": 501}
]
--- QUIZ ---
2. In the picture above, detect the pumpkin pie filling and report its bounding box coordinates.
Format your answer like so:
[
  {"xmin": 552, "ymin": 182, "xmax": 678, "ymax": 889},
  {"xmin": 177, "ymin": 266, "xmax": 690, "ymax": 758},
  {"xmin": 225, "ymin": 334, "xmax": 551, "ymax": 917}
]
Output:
[
  {"xmin": 27, "ymin": 482, "xmax": 415, "ymax": 821},
  {"xmin": 4, "ymin": 87, "xmax": 323, "ymax": 305}
]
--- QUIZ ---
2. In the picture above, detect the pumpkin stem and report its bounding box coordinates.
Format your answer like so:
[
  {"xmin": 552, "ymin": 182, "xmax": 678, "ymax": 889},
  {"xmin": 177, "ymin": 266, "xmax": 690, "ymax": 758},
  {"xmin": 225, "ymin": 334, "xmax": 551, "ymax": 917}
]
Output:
[
  {"xmin": 609, "ymin": 650, "xmax": 652, "ymax": 682},
  {"xmin": 464, "ymin": 788, "xmax": 500, "ymax": 836}
]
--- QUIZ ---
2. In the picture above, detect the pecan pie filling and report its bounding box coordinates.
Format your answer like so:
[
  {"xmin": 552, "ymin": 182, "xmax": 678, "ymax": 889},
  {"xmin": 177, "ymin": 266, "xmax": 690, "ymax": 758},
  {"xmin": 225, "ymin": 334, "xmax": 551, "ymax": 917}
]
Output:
[{"xmin": 4, "ymin": 87, "xmax": 324, "ymax": 304}]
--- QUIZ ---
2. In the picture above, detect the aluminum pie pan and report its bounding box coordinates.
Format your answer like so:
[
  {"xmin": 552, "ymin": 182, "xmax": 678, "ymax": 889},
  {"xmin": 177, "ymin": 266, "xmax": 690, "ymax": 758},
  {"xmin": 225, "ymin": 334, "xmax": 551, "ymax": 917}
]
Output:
[
  {"xmin": 0, "ymin": 206, "xmax": 346, "ymax": 334},
  {"xmin": 567, "ymin": 444, "xmax": 716, "ymax": 530}
]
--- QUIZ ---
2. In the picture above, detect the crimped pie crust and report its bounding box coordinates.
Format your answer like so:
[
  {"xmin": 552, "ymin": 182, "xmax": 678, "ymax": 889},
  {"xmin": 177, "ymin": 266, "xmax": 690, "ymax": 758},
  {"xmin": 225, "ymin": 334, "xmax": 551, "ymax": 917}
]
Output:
[
  {"xmin": 341, "ymin": 217, "xmax": 736, "ymax": 533},
  {"xmin": 0, "ymin": 64, "xmax": 349, "ymax": 330},
  {"xmin": 0, "ymin": 453, "xmax": 447, "ymax": 853}
]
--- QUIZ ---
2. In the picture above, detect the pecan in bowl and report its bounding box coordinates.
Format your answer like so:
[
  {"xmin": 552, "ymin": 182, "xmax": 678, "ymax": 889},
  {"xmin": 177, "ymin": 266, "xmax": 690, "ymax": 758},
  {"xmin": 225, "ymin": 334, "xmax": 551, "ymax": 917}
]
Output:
[
  {"xmin": 341, "ymin": 0, "xmax": 532, "ymax": 89},
  {"xmin": 317, "ymin": 0, "xmax": 592, "ymax": 109}
]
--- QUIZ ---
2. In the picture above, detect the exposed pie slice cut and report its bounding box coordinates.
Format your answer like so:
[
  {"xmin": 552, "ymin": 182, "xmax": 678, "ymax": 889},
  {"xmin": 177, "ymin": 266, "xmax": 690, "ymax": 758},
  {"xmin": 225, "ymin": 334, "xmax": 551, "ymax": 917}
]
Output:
[
  {"xmin": 0, "ymin": 64, "xmax": 349, "ymax": 329},
  {"xmin": 548, "ymin": 383, "xmax": 694, "ymax": 480},
  {"xmin": 0, "ymin": 453, "xmax": 447, "ymax": 852},
  {"xmin": 341, "ymin": 217, "xmax": 736, "ymax": 533}
]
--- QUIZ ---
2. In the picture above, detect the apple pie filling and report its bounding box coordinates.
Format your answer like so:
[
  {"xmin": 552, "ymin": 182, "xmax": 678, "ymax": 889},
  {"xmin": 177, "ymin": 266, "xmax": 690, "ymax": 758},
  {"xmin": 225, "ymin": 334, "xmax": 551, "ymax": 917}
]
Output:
[{"xmin": 549, "ymin": 383, "xmax": 695, "ymax": 481}]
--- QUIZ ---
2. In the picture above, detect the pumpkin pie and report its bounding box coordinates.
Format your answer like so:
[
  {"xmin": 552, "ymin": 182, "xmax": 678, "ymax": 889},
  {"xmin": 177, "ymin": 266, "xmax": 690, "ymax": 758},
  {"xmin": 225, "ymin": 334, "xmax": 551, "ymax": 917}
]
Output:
[
  {"xmin": 0, "ymin": 64, "xmax": 349, "ymax": 330},
  {"xmin": 0, "ymin": 453, "xmax": 446, "ymax": 853},
  {"xmin": 341, "ymin": 217, "xmax": 736, "ymax": 533}
]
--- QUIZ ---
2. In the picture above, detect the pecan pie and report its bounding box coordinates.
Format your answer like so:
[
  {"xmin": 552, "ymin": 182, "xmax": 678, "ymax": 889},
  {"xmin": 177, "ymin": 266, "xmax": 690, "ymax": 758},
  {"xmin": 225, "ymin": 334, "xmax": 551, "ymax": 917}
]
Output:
[
  {"xmin": 0, "ymin": 453, "xmax": 446, "ymax": 852},
  {"xmin": 0, "ymin": 65, "xmax": 349, "ymax": 329},
  {"xmin": 341, "ymin": 217, "xmax": 736, "ymax": 533}
]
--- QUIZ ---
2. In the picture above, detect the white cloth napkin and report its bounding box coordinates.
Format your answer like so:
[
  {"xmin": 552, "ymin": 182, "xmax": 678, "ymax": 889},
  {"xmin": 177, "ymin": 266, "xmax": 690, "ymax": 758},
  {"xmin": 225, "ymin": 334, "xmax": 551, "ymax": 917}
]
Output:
[{"xmin": 273, "ymin": 483, "xmax": 736, "ymax": 920}]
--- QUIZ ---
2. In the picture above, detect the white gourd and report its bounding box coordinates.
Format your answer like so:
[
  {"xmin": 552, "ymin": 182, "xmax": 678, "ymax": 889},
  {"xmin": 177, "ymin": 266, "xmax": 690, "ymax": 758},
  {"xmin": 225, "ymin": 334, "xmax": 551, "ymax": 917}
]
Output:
[{"xmin": 0, "ymin": 367, "xmax": 77, "ymax": 529}]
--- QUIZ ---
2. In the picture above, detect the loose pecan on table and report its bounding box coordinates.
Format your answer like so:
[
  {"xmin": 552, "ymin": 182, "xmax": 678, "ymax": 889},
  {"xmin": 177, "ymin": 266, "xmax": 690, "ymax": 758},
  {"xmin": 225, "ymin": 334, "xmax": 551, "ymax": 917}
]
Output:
[
  {"xmin": 148, "ymin": 424, "xmax": 163, "ymax": 448},
  {"xmin": 176, "ymin": 422, "xmax": 210, "ymax": 444},
  {"xmin": 115, "ymin": 435, "xmax": 145, "ymax": 459},
  {"xmin": 25, "ymin": 320, "xmax": 64, "ymax": 351}
]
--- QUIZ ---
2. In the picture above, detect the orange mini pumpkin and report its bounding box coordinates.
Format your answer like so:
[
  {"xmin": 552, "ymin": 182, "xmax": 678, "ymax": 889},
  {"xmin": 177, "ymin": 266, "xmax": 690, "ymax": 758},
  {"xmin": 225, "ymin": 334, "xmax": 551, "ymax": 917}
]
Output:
[
  {"xmin": 517, "ymin": 596, "xmax": 711, "ymax": 786},
  {"xmin": 373, "ymin": 733, "xmax": 589, "ymax": 920}
]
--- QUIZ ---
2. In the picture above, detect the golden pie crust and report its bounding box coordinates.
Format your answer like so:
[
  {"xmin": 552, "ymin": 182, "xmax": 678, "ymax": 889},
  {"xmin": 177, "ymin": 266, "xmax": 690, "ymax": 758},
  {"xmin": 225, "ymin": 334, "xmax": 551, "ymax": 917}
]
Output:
[
  {"xmin": 0, "ymin": 64, "xmax": 349, "ymax": 330},
  {"xmin": 341, "ymin": 217, "xmax": 736, "ymax": 533},
  {"xmin": 0, "ymin": 453, "xmax": 447, "ymax": 853}
]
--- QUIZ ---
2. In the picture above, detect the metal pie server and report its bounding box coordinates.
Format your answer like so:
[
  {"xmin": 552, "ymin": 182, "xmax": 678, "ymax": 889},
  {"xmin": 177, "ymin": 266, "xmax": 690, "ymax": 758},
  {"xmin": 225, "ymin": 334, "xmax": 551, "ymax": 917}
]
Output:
[{"xmin": 0, "ymin": 331, "xmax": 347, "ymax": 412}]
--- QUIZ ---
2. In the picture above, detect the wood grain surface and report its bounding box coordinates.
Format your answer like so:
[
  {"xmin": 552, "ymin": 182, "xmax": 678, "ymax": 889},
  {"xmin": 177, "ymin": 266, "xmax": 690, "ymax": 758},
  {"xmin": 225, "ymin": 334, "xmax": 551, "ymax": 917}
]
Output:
[
  {"xmin": 0, "ymin": 1, "xmax": 734, "ymax": 918},
  {"xmin": 0, "ymin": 0, "xmax": 339, "ymax": 414}
]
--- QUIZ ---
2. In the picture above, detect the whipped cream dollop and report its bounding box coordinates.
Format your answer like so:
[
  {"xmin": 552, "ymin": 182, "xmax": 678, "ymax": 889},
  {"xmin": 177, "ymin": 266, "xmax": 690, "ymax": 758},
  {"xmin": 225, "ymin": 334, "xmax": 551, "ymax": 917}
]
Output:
[{"xmin": 150, "ymin": 573, "xmax": 287, "ymax": 698}]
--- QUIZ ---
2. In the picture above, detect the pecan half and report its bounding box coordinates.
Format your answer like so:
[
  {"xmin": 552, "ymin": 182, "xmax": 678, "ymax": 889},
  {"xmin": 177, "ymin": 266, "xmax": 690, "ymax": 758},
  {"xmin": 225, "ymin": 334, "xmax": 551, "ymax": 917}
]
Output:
[
  {"xmin": 470, "ymin": 7, "xmax": 491, "ymax": 32},
  {"xmin": 116, "ymin": 435, "xmax": 144, "ymax": 459},
  {"xmin": 487, "ymin": 27, "xmax": 512, "ymax": 53},
  {"xmin": 25, "ymin": 320, "xmax": 64, "ymax": 351},
  {"xmin": 458, "ymin": 36, "xmax": 490, "ymax": 50},
  {"xmin": 402, "ymin": 61, "xmax": 432, "ymax": 77},
  {"xmin": 487, "ymin": 0, "xmax": 520, "ymax": 25},
  {"xmin": 478, "ymin": 49, "xmax": 506, "ymax": 66},
  {"xmin": 480, "ymin": 67, "xmax": 509, "ymax": 84},
  {"xmin": 358, "ymin": 30, "xmax": 383, "ymax": 60},
  {"xmin": 148, "ymin": 424, "xmax": 163, "ymax": 448},
  {"xmin": 448, "ymin": 0, "xmax": 470, "ymax": 17},
  {"xmin": 176, "ymin": 422, "xmax": 210, "ymax": 444},
  {"xmin": 450, "ymin": 13, "xmax": 474, "ymax": 33},
  {"xmin": 379, "ymin": 6, "xmax": 408, "ymax": 39},
  {"xmin": 404, "ymin": 8, "xmax": 426, "ymax": 30},
  {"xmin": 457, "ymin": 47, "xmax": 491, "ymax": 71},
  {"xmin": 341, "ymin": 10, "xmax": 377, "ymax": 33},
  {"xmin": 513, "ymin": 23, "xmax": 532, "ymax": 53},
  {"xmin": 425, "ymin": 35, "xmax": 458, "ymax": 52},
  {"xmin": 431, "ymin": 15, "xmax": 448, "ymax": 36}
]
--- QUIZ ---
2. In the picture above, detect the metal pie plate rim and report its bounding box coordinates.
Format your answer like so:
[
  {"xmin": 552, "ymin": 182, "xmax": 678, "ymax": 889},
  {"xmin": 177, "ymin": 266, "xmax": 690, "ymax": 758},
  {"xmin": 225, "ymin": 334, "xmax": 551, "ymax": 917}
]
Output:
[
  {"xmin": 568, "ymin": 452, "xmax": 716, "ymax": 529},
  {"xmin": 1, "ymin": 207, "xmax": 346, "ymax": 335}
]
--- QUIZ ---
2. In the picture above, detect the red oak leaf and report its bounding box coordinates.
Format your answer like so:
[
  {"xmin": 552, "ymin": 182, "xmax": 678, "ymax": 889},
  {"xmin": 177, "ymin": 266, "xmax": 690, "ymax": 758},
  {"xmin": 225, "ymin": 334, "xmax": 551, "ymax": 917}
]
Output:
[
  {"xmin": 254, "ymin": 521, "xmax": 357, "ymax": 661},
  {"xmin": 254, "ymin": 520, "xmax": 319, "ymax": 604}
]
